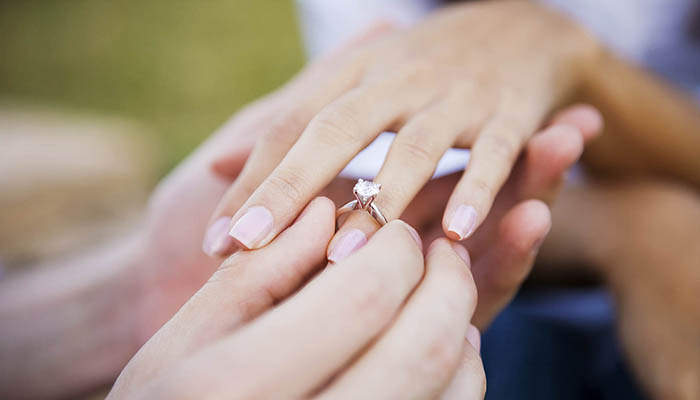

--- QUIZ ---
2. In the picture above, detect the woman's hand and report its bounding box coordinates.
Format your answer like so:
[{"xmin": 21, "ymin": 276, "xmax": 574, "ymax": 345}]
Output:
[
  {"xmin": 205, "ymin": 0, "xmax": 601, "ymax": 256},
  {"xmin": 207, "ymin": 104, "xmax": 603, "ymax": 330},
  {"xmin": 326, "ymin": 104, "xmax": 603, "ymax": 328},
  {"xmin": 110, "ymin": 199, "xmax": 486, "ymax": 399}
]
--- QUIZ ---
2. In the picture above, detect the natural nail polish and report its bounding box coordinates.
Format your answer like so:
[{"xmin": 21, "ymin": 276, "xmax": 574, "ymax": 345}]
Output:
[
  {"xmin": 401, "ymin": 222, "xmax": 423, "ymax": 249},
  {"xmin": 447, "ymin": 205, "xmax": 478, "ymax": 240},
  {"xmin": 531, "ymin": 235, "xmax": 547, "ymax": 257},
  {"xmin": 228, "ymin": 206, "xmax": 273, "ymax": 249},
  {"xmin": 203, "ymin": 217, "xmax": 235, "ymax": 257},
  {"xmin": 328, "ymin": 229, "xmax": 367, "ymax": 263},
  {"xmin": 452, "ymin": 243, "xmax": 471, "ymax": 267},
  {"xmin": 465, "ymin": 324, "xmax": 481, "ymax": 353}
]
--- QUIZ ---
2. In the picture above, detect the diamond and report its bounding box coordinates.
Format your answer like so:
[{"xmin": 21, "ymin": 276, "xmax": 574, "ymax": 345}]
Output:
[{"xmin": 354, "ymin": 179, "xmax": 381, "ymax": 207}]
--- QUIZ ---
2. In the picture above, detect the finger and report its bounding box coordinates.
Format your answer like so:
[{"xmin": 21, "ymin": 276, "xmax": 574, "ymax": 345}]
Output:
[
  {"xmin": 498, "ymin": 104, "xmax": 602, "ymax": 213},
  {"xmin": 328, "ymin": 92, "xmax": 488, "ymax": 262},
  {"xmin": 225, "ymin": 83, "xmax": 420, "ymax": 251},
  {"xmin": 149, "ymin": 221, "xmax": 424, "ymax": 399},
  {"xmin": 463, "ymin": 122, "xmax": 583, "ymax": 260},
  {"xmin": 441, "ymin": 326, "xmax": 486, "ymax": 400},
  {"xmin": 202, "ymin": 24, "xmax": 399, "ymax": 257},
  {"xmin": 471, "ymin": 199, "xmax": 551, "ymax": 329},
  {"xmin": 209, "ymin": 23, "xmax": 400, "ymax": 182},
  {"xmin": 118, "ymin": 197, "xmax": 335, "ymax": 391},
  {"xmin": 549, "ymin": 103, "xmax": 603, "ymax": 144},
  {"xmin": 319, "ymin": 239, "xmax": 476, "ymax": 399},
  {"xmin": 444, "ymin": 113, "xmax": 538, "ymax": 241},
  {"xmin": 202, "ymin": 66, "xmax": 363, "ymax": 257},
  {"xmin": 514, "ymin": 124, "xmax": 584, "ymax": 204}
]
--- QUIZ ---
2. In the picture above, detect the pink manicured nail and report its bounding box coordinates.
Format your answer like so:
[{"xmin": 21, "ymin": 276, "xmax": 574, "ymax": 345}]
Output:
[
  {"xmin": 203, "ymin": 217, "xmax": 235, "ymax": 257},
  {"xmin": 401, "ymin": 222, "xmax": 423, "ymax": 249},
  {"xmin": 448, "ymin": 205, "xmax": 478, "ymax": 240},
  {"xmin": 466, "ymin": 324, "xmax": 481, "ymax": 353},
  {"xmin": 328, "ymin": 229, "xmax": 367, "ymax": 263},
  {"xmin": 228, "ymin": 206, "xmax": 273, "ymax": 249},
  {"xmin": 452, "ymin": 243, "xmax": 471, "ymax": 267}
]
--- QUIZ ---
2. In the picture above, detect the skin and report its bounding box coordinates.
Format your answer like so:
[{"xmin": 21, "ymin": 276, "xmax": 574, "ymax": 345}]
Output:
[
  {"xmin": 0, "ymin": 91, "xmax": 599, "ymax": 399},
  {"xmin": 315, "ymin": 105, "xmax": 602, "ymax": 328},
  {"xmin": 211, "ymin": 104, "xmax": 601, "ymax": 330},
  {"xmin": 109, "ymin": 206, "xmax": 485, "ymax": 399},
  {"xmin": 113, "ymin": 103, "xmax": 594, "ymax": 398},
  {"xmin": 203, "ymin": 3, "xmax": 700, "ymax": 396},
  {"xmin": 205, "ymin": 0, "xmax": 601, "ymax": 255},
  {"xmin": 1, "ymin": 1, "xmax": 697, "ymax": 398},
  {"xmin": 541, "ymin": 179, "xmax": 700, "ymax": 400}
]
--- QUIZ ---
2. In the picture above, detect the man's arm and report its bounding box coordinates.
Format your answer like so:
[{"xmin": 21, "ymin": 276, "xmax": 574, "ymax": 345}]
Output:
[
  {"xmin": 0, "ymin": 235, "xmax": 143, "ymax": 400},
  {"xmin": 580, "ymin": 50, "xmax": 700, "ymax": 186}
]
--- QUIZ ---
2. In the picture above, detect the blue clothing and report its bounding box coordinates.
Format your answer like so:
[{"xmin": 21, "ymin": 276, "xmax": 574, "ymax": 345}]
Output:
[{"xmin": 482, "ymin": 289, "xmax": 648, "ymax": 400}]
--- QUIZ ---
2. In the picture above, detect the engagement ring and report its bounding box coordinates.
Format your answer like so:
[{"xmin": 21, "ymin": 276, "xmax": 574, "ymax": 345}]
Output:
[{"xmin": 336, "ymin": 179, "xmax": 388, "ymax": 228}]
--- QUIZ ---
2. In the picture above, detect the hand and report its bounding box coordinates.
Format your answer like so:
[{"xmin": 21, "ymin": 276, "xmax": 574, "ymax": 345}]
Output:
[
  {"xmin": 127, "ymin": 24, "xmax": 403, "ymax": 342},
  {"xmin": 129, "ymin": 78, "xmax": 317, "ymax": 341},
  {"xmin": 110, "ymin": 199, "xmax": 486, "ymax": 399},
  {"xmin": 205, "ymin": 0, "xmax": 601, "ymax": 256},
  {"xmin": 211, "ymin": 104, "xmax": 603, "ymax": 329}
]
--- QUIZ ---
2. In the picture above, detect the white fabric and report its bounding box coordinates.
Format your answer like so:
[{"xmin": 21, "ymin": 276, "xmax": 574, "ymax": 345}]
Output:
[{"xmin": 339, "ymin": 132, "xmax": 471, "ymax": 179}]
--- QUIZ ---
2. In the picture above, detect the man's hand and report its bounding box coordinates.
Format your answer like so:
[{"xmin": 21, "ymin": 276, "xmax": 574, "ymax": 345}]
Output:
[
  {"xmin": 111, "ymin": 199, "xmax": 486, "ymax": 399},
  {"xmin": 210, "ymin": 104, "xmax": 603, "ymax": 329}
]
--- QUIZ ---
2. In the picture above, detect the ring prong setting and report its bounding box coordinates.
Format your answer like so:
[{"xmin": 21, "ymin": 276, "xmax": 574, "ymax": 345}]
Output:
[{"xmin": 353, "ymin": 179, "xmax": 381, "ymax": 209}]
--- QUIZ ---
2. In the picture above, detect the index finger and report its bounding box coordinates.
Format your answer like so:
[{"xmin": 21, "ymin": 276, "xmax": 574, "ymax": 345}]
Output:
[{"xmin": 225, "ymin": 83, "xmax": 415, "ymax": 250}]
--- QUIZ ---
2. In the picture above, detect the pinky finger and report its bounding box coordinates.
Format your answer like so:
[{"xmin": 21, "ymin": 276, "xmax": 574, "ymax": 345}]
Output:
[{"xmin": 443, "ymin": 114, "xmax": 534, "ymax": 241}]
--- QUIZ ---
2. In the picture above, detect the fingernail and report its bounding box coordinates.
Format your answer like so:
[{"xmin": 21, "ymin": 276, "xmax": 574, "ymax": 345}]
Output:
[
  {"xmin": 531, "ymin": 235, "xmax": 547, "ymax": 257},
  {"xmin": 452, "ymin": 243, "xmax": 471, "ymax": 268},
  {"xmin": 203, "ymin": 217, "xmax": 235, "ymax": 257},
  {"xmin": 466, "ymin": 324, "xmax": 481, "ymax": 353},
  {"xmin": 448, "ymin": 205, "xmax": 478, "ymax": 240},
  {"xmin": 228, "ymin": 206, "xmax": 273, "ymax": 249},
  {"xmin": 399, "ymin": 221, "xmax": 423, "ymax": 249},
  {"xmin": 328, "ymin": 229, "xmax": 367, "ymax": 263}
]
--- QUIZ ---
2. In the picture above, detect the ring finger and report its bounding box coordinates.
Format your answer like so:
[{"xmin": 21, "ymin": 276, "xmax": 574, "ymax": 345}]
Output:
[{"xmin": 328, "ymin": 91, "xmax": 489, "ymax": 262}]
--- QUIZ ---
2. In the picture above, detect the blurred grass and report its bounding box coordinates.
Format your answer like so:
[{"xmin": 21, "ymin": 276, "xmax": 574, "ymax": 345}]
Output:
[{"xmin": 0, "ymin": 0, "xmax": 305, "ymax": 175}]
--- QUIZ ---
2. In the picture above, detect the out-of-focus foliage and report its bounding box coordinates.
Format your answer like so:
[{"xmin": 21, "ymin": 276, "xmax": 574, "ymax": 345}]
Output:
[{"xmin": 0, "ymin": 0, "xmax": 305, "ymax": 174}]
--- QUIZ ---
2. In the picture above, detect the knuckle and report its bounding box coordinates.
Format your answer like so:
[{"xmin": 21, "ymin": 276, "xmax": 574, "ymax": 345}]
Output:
[
  {"xmin": 394, "ymin": 133, "xmax": 437, "ymax": 166},
  {"xmin": 391, "ymin": 61, "xmax": 434, "ymax": 84},
  {"xmin": 310, "ymin": 103, "xmax": 363, "ymax": 147},
  {"xmin": 264, "ymin": 169, "xmax": 310, "ymax": 205},
  {"xmin": 419, "ymin": 327, "xmax": 463, "ymax": 383},
  {"xmin": 345, "ymin": 276, "xmax": 395, "ymax": 325},
  {"xmin": 470, "ymin": 176, "xmax": 495, "ymax": 204},
  {"xmin": 261, "ymin": 112, "xmax": 307, "ymax": 147},
  {"xmin": 487, "ymin": 132, "xmax": 521, "ymax": 163}
]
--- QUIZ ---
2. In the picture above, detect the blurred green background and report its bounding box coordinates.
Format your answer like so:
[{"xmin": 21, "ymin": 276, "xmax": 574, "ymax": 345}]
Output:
[{"xmin": 0, "ymin": 0, "xmax": 305, "ymax": 174}]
